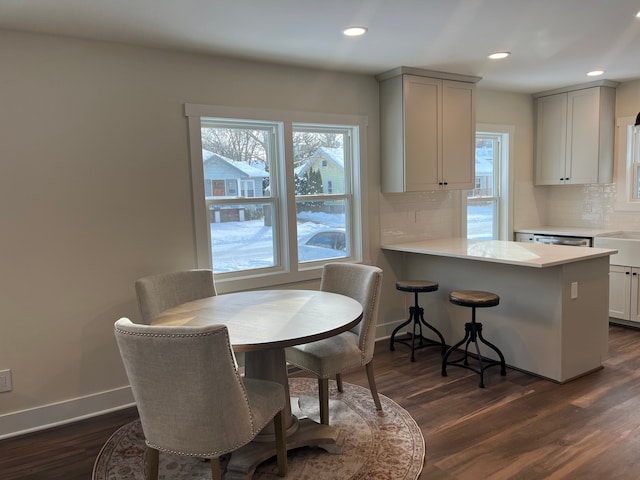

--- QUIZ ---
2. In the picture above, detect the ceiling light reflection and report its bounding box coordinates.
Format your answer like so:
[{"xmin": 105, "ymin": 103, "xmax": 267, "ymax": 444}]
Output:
[
  {"xmin": 343, "ymin": 26, "xmax": 368, "ymax": 37},
  {"xmin": 488, "ymin": 52, "xmax": 510, "ymax": 60}
]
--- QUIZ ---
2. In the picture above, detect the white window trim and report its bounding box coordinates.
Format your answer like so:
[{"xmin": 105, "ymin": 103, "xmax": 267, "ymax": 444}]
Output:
[
  {"xmin": 185, "ymin": 104, "xmax": 369, "ymax": 293},
  {"xmin": 615, "ymin": 116, "xmax": 640, "ymax": 212},
  {"xmin": 461, "ymin": 123, "xmax": 514, "ymax": 240}
]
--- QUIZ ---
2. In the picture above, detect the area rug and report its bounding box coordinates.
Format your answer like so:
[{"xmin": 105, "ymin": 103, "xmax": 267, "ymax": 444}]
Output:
[{"xmin": 93, "ymin": 377, "xmax": 425, "ymax": 479}]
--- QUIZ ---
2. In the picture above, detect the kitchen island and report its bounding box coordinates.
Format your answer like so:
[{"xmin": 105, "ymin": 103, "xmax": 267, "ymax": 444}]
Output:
[{"xmin": 382, "ymin": 238, "xmax": 617, "ymax": 383}]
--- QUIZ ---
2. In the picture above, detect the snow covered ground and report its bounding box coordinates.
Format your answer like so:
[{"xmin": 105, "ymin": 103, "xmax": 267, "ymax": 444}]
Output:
[{"xmin": 210, "ymin": 211, "xmax": 346, "ymax": 273}]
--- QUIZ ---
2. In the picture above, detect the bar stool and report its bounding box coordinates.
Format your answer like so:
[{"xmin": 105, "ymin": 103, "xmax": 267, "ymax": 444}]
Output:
[
  {"xmin": 390, "ymin": 280, "xmax": 446, "ymax": 362},
  {"xmin": 442, "ymin": 290, "xmax": 506, "ymax": 388}
]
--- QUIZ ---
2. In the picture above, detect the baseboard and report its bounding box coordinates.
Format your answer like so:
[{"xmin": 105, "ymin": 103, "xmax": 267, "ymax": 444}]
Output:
[
  {"xmin": 0, "ymin": 386, "xmax": 135, "ymax": 440},
  {"xmin": 376, "ymin": 321, "xmax": 402, "ymax": 339}
]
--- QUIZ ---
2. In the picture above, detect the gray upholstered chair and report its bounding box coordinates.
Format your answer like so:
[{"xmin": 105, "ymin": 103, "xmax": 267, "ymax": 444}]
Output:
[
  {"xmin": 285, "ymin": 262, "xmax": 384, "ymax": 424},
  {"xmin": 114, "ymin": 318, "xmax": 287, "ymax": 480},
  {"xmin": 135, "ymin": 269, "xmax": 216, "ymax": 323}
]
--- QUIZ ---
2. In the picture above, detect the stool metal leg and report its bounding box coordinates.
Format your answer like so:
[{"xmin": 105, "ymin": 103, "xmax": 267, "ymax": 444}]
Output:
[
  {"xmin": 417, "ymin": 307, "xmax": 447, "ymax": 355},
  {"xmin": 442, "ymin": 306, "xmax": 506, "ymax": 388},
  {"xmin": 391, "ymin": 290, "xmax": 447, "ymax": 362},
  {"xmin": 441, "ymin": 329, "xmax": 470, "ymax": 376},
  {"xmin": 477, "ymin": 329, "xmax": 507, "ymax": 376},
  {"xmin": 389, "ymin": 309, "xmax": 414, "ymax": 352}
]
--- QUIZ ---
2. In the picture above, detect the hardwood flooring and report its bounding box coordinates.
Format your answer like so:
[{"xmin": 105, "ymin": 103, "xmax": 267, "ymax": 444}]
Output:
[{"xmin": 2, "ymin": 324, "xmax": 640, "ymax": 479}]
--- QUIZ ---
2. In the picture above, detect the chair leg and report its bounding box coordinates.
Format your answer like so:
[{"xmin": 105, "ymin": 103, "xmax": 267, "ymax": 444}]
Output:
[
  {"xmin": 210, "ymin": 457, "xmax": 221, "ymax": 480},
  {"xmin": 273, "ymin": 410, "xmax": 288, "ymax": 477},
  {"xmin": 145, "ymin": 446, "xmax": 159, "ymax": 480},
  {"xmin": 318, "ymin": 377, "xmax": 330, "ymax": 425},
  {"xmin": 365, "ymin": 361, "xmax": 383, "ymax": 411},
  {"xmin": 336, "ymin": 373, "xmax": 343, "ymax": 392}
]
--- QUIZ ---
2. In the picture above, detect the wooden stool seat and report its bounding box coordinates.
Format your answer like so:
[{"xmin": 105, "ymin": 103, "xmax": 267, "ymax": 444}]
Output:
[
  {"xmin": 396, "ymin": 280, "xmax": 439, "ymax": 293},
  {"xmin": 390, "ymin": 280, "xmax": 446, "ymax": 362},
  {"xmin": 442, "ymin": 290, "xmax": 506, "ymax": 388},
  {"xmin": 449, "ymin": 290, "xmax": 500, "ymax": 308}
]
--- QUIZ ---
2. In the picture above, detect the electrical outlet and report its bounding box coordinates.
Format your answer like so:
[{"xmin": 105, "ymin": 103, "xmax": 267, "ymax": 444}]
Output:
[{"xmin": 0, "ymin": 369, "xmax": 12, "ymax": 393}]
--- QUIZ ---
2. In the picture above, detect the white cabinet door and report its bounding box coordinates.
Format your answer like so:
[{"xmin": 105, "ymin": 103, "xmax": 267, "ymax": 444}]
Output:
[
  {"xmin": 535, "ymin": 93, "xmax": 567, "ymax": 185},
  {"xmin": 631, "ymin": 268, "xmax": 640, "ymax": 323},
  {"xmin": 566, "ymin": 88, "xmax": 600, "ymax": 184},
  {"xmin": 609, "ymin": 265, "xmax": 631, "ymax": 320},
  {"xmin": 608, "ymin": 265, "xmax": 640, "ymax": 323},
  {"xmin": 404, "ymin": 75, "xmax": 441, "ymax": 191},
  {"xmin": 441, "ymin": 80, "xmax": 475, "ymax": 190}
]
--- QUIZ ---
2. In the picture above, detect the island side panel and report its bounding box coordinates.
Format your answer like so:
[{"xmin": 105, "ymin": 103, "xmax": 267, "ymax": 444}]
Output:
[
  {"xmin": 559, "ymin": 256, "xmax": 610, "ymax": 381},
  {"xmin": 400, "ymin": 252, "xmax": 590, "ymax": 382}
]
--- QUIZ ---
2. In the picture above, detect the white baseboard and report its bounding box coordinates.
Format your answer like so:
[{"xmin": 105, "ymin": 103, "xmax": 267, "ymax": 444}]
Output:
[
  {"xmin": 0, "ymin": 386, "xmax": 135, "ymax": 440},
  {"xmin": 376, "ymin": 320, "xmax": 405, "ymax": 339}
]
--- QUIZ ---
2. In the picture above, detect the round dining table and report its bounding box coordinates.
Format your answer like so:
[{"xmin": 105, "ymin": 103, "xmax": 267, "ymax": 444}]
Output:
[{"xmin": 153, "ymin": 288, "xmax": 363, "ymax": 480}]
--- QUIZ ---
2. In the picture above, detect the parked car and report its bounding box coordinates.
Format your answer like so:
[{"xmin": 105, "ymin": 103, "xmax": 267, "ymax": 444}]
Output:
[{"xmin": 298, "ymin": 229, "xmax": 347, "ymax": 262}]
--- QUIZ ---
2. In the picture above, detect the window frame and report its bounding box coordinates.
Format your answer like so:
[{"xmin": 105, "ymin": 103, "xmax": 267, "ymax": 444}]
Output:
[
  {"xmin": 615, "ymin": 116, "xmax": 640, "ymax": 212},
  {"xmin": 462, "ymin": 124, "xmax": 514, "ymax": 241},
  {"xmin": 185, "ymin": 104, "xmax": 368, "ymax": 293}
]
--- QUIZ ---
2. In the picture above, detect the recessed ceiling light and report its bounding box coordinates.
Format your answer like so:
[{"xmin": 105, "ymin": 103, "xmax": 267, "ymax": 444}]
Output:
[
  {"xmin": 343, "ymin": 26, "xmax": 368, "ymax": 37},
  {"xmin": 636, "ymin": 10, "xmax": 640, "ymax": 18},
  {"xmin": 587, "ymin": 69, "xmax": 605, "ymax": 77},
  {"xmin": 488, "ymin": 52, "xmax": 510, "ymax": 60}
]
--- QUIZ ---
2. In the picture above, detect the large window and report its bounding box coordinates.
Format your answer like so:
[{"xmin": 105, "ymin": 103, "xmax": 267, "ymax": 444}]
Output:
[
  {"xmin": 613, "ymin": 116, "xmax": 640, "ymax": 212},
  {"xmin": 625, "ymin": 119, "xmax": 640, "ymax": 200},
  {"xmin": 467, "ymin": 133, "xmax": 501, "ymax": 239},
  {"xmin": 186, "ymin": 104, "xmax": 366, "ymax": 290},
  {"xmin": 465, "ymin": 125, "xmax": 513, "ymax": 240}
]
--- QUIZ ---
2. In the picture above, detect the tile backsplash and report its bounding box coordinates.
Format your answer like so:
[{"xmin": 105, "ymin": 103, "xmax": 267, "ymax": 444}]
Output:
[
  {"xmin": 379, "ymin": 191, "xmax": 460, "ymax": 244},
  {"xmin": 547, "ymin": 183, "xmax": 640, "ymax": 231},
  {"xmin": 380, "ymin": 182, "xmax": 640, "ymax": 246}
]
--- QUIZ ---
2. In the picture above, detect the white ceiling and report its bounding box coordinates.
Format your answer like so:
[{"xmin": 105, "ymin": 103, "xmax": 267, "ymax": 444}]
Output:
[{"xmin": 2, "ymin": 0, "xmax": 640, "ymax": 93}]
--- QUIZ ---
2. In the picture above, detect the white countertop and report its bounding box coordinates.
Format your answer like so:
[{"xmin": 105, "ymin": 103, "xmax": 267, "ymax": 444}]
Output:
[
  {"xmin": 515, "ymin": 226, "xmax": 622, "ymax": 237},
  {"xmin": 381, "ymin": 238, "xmax": 617, "ymax": 268}
]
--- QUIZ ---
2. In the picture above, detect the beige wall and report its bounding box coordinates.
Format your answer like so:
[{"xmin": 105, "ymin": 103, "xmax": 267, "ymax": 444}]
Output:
[{"xmin": 0, "ymin": 30, "xmax": 380, "ymax": 434}]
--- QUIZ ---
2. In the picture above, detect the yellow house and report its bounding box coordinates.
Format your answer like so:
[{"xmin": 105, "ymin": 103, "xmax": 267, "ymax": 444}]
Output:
[{"xmin": 296, "ymin": 147, "xmax": 345, "ymax": 194}]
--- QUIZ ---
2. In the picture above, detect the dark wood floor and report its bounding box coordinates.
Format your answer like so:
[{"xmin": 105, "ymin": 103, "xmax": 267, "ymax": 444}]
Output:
[{"xmin": 2, "ymin": 324, "xmax": 640, "ymax": 479}]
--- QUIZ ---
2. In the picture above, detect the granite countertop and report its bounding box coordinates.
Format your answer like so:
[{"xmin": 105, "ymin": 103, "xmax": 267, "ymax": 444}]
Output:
[
  {"xmin": 514, "ymin": 226, "xmax": 622, "ymax": 237},
  {"xmin": 381, "ymin": 238, "xmax": 617, "ymax": 268}
]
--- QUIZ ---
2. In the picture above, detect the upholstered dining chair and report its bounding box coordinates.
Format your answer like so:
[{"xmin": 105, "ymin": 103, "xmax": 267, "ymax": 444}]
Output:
[
  {"xmin": 285, "ymin": 262, "xmax": 384, "ymax": 425},
  {"xmin": 114, "ymin": 318, "xmax": 287, "ymax": 480},
  {"xmin": 135, "ymin": 269, "xmax": 216, "ymax": 323}
]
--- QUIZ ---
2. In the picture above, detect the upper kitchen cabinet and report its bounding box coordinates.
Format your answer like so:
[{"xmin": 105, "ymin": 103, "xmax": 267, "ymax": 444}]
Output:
[
  {"xmin": 377, "ymin": 67, "xmax": 481, "ymax": 193},
  {"xmin": 534, "ymin": 81, "xmax": 617, "ymax": 186}
]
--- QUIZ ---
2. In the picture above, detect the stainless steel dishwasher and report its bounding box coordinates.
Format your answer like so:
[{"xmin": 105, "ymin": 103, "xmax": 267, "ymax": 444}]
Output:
[{"xmin": 532, "ymin": 234, "xmax": 593, "ymax": 247}]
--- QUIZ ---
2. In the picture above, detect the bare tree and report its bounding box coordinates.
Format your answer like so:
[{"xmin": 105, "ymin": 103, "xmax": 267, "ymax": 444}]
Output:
[
  {"xmin": 201, "ymin": 128, "xmax": 268, "ymax": 168},
  {"xmin": 202, "ymin": 127, "xmax": 343, "ymax": 171}
]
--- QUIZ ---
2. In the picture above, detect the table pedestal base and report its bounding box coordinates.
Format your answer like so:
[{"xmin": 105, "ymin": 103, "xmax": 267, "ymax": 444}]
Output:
[{"xmin": 225, "ymin": 417, "xmax": 344, "ymax": 480}]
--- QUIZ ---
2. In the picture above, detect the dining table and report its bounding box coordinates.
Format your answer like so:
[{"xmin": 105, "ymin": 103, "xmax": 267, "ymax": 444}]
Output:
[{"xmin": 153, "ymin": 288, "xmax": 364, "ymax": 480}]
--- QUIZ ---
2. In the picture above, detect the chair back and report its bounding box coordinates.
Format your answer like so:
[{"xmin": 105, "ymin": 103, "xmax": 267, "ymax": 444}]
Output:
[
  {"xmin": 114, "ymin": 318, "xmax": 256, "ymax": 457},
  {"xmin": 320, "ymin": 263, "xmax": 383, "ymax": 363},
  {"xmin": 135, "ymin": 269, "xmax": 216, "ymax": 323}
]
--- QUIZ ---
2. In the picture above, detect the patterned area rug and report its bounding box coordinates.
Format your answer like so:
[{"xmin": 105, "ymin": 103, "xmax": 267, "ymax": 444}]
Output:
[{"xmin": 93, "ymin": 377, "xmax": 425, "ymax": 480}]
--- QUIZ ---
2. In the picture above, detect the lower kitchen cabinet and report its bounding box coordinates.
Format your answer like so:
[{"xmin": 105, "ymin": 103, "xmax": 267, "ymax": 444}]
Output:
[{"xmin": 609, "ymin": 265, "xmax": 640, "ymax": 323}]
